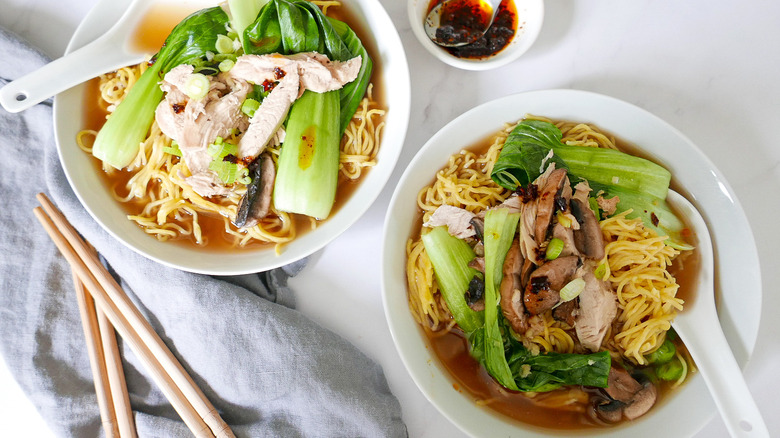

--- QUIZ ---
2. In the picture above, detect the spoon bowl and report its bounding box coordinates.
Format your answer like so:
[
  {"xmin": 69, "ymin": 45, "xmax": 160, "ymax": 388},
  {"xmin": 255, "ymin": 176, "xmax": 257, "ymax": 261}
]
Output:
[
  {"xmin": 424, "ymin": 0, "xmax": 501, "ymax": 47},
  {"xmin": 666, "ymin": 190, "xmax": 768, "ymax": 437}
]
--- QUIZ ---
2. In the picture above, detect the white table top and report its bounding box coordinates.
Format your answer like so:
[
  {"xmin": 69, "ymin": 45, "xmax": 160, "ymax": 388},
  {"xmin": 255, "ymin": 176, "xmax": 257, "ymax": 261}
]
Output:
[{"xmin": 2, "ymin": 0, "xmax": 779, "ymax": 436}]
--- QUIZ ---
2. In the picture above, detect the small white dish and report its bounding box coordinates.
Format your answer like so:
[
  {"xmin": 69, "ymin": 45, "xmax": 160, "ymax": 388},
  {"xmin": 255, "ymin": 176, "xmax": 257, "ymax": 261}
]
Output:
[
  {"xmin": 381, "ymin": 89, "xmax": 761, "ymax": 437},
  {"xmin": 53, "ymin": 0, "xmax": 410, "ymax": 275},
  {"xmin": 407, "ymin": 0, "xmax": 544, "ymax": 70}
]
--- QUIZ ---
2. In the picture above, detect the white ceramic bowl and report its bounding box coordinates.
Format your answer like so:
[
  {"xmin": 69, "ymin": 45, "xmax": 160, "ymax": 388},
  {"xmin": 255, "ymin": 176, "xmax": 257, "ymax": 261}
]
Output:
[
  {"xmin": 381, "ymin": 89, "xmax": 761, "ymax": 437},
  {"xmin": 407, "ymin": 0, "xmax": 544, "ymax": 70},
  {"xmin": 54, "ymin": 0, "xmax": 410, "ymax": 275}
]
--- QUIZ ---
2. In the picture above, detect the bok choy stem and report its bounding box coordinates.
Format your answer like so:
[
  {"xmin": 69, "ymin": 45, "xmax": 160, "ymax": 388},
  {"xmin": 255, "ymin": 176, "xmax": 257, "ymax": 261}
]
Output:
[
  {"xmin": 420, "ymin": 226, "xmax": 483, "ymax": 334},
  {"xmin": 482, "ymin": 207, "xmax": 521, "ymax": 391},
  {"xmin": 273, "ymin": 90, "xmax": 340, "ymax": 219},
  {"xmin": 92, "ymin": 62, "xmax": 163, "ymax": 169}
]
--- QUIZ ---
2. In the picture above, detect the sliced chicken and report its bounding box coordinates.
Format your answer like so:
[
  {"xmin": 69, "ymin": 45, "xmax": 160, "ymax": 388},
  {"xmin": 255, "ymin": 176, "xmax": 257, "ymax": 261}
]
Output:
[
  {"xmin": 155, "ymin": 65, "xmax": 252, "ymax": 197},
  {"xmin": 229, "ymin": 53, "xmax": 361, "ymax": 160},
  {"xmin": 552, "ymin": 222, "xmax": 579, "ymax": 258},
  {"xmin": 499, "ymin": 238, "xmax": 528, "ymax": 334},
  {"xmin": 423, "ymin": 204, "xmax": 477, "ymax": 239},
  {"xmin": 574, "ymin": 268, "xmax": 617, "ymax": 351}
]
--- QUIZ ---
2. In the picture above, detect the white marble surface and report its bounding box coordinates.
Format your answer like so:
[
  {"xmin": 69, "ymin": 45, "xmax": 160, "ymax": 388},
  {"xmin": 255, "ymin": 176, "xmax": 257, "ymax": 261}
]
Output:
[{"xmin": 2, "ymin": 0, "xmax": 780, "ymax": 436}]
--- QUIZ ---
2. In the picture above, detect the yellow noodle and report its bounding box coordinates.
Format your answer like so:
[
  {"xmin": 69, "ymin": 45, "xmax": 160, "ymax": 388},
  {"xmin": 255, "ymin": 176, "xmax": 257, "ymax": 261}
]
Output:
[{"xmin": 77, "ymin": 2, "xmax": 383, "ymax": 251}]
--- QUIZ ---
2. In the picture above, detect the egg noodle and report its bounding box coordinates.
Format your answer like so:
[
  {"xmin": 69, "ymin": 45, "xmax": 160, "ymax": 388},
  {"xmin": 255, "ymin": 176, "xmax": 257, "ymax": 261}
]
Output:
[
  {"xmin": 405, "ymin": 116, "xmax": 693, "ymax": 387},
  {"xmin": 77, "ymin": 2, "xmax": 384, "ymax": 253}
]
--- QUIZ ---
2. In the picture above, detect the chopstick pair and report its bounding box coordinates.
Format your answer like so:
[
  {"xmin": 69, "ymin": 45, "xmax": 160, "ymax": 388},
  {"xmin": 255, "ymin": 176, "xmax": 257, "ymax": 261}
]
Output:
[
  {"xmin": 33, "ymin": 193, "xmax": 235, "ymax": 438},
  {"xmin": 71, "ymin": 269, "xmax": 135, "ymax": 438}
]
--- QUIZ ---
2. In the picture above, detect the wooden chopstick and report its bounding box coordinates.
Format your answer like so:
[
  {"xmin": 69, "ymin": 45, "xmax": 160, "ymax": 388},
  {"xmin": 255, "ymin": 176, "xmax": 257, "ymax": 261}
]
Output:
[
  {"xmin": 71, "ymin": 271, "xmax": 120, "ymax": 438},
  {"xmin": 96, "ymin": 305, "xmax": 137, "ymax": 438},
  {"xmin": 79, "ymin": 242, "xmax": 137, "ymax": 438},
  {"xmin": 33, "ymin": 193, "xmax": 234, "ymax": 438}
]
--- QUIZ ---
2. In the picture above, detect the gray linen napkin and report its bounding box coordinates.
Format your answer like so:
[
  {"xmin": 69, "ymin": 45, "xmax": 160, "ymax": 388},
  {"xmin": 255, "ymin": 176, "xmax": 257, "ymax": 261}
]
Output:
[{"xmin": 0, "ymin": 27, "xmax": 406, "ymax": 437}]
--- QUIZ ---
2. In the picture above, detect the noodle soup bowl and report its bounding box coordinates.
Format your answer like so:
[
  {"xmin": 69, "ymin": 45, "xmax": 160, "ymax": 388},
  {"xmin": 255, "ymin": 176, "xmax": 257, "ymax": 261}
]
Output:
[
  {"xmin": 54, "ymin": 0, "xmax": 410, "ymax": 275},
  {"xmin": 381, "ymin": 89, "xmax": 761, "ymax": 436}
]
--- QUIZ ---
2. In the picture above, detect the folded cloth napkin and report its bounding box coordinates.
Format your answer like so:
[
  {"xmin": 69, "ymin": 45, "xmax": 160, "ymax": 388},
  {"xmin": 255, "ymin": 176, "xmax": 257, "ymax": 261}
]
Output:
[{"xmin": 0, "ymin": 27, "xmax": 406, "ymax": 437}]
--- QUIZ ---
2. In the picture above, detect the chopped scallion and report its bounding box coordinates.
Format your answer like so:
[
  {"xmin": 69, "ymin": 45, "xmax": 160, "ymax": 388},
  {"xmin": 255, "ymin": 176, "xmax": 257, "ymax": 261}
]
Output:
[
  {"xmin": 219, "ymin": 59, "xmax": 235, "ymax": 72},
  {"xmin": 559, "ymin": 278, "xmax": 586, "ymax": 302},
  {"xmin": 163, "ymin": 142, "xmax": 182, "ymax": 157},
  {"xmin": 241, "ymin": 98, "xmax": 260, "ymax": 118},
  {"xmin": 215, "ymin": 34, "xmax": 235, "ymax": 54},
  {"xmin": 593, "ymin": 262, "xmax": 607, "ymax": 280},
  {"xmin": 184, "ymin": 73, "xmax": 211, "ymax": 100},
  {"xmin": 557, "ymin": 211, "xmax": 572, "ymax": 228},
  {"xmin": 546, "ymin": 238, "xmax": 564, "ymax": 260},
  {"xmin": 207, "ymin": 140, "xmax": 237, "ymax": 158}
]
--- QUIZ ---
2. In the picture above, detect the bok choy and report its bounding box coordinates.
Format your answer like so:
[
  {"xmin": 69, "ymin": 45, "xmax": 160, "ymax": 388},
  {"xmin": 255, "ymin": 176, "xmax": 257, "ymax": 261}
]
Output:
[
  {"xmin": 491, "ymin": 120, "xmax": 691, "ymax": 249},
  {"xmin": 243, "ymin": 0, "xmax": 373, "ymax": 218},
  {"xmin": 92, "ymin": 7, "xmax": 231, "ymax": 169},
  {"xmin": 421, "ymin": 226, "xmax": 483, "ymax": 334},
  {"xmin": 481, "ymin": 208, "xmax": 521, "ymax": 390}
]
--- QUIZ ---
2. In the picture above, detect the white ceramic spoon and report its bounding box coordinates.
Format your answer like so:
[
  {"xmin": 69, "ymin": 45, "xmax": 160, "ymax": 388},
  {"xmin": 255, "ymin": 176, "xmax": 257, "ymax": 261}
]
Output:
[
  {"xmin": 667, "ymin": 190, "xmax": 768, "ymax": 437},
  {"xmin": 0, "ymin": 0, "xmax": 150, "ymax": 113}
]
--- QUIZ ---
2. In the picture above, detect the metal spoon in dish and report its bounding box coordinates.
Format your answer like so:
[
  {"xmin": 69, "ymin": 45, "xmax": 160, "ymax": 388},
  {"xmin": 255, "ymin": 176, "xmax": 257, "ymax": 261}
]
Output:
[
  {"xmin": 666, "ymin": 190, "xmax": 768, "ymax": 437},
  {"xmin": 423, "ymin": 0, "xmax": 501, "ymax": 47},
  {"xmin": 0, "ymin": 0, "xmax": 149, "ymax": 113}
]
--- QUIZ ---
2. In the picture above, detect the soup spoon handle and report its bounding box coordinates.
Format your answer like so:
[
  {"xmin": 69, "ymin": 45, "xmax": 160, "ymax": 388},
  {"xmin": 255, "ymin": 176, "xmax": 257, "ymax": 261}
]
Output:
[
  {"xmin": 0, "ymin": 0, "xmax": 146, "ymax": 113},
  {"xmin": 674, "ymin": 312, "xmax": 768, "ymax": 437}
]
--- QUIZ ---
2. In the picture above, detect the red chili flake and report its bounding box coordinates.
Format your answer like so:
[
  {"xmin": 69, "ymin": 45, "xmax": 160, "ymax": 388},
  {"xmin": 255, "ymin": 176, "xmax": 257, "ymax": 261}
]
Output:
[
  {"xmin": 274, "ymin": 67, "xmax": 286, "ymax": 79},
  {"xmin": 517, "ymin": 184, "xmax": 539, "ymax": 203},
  {"xmin": 262, "ymin": 79, "xmax": 277, "ymax": 92},
  {"xmin": 651, "ymin": 212, "xmax": 660, "ymax": 226},
  {"xmin": 172, "ymin": 103, "xmax": 185, "ymax": 114}
]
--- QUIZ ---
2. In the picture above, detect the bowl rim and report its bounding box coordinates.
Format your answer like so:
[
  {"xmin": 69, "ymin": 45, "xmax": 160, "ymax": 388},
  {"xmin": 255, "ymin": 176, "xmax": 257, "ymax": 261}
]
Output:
[
  {"xmin": 53, "ymin": 0, "xmax": 411, "ymax": 275},
  {"xmin": 380, "ymin": 88, "xmax": 762, "ymax": 437},
  {"xmin": 406, "ymin": 0, "xmax": 545, "ymax": 71}
]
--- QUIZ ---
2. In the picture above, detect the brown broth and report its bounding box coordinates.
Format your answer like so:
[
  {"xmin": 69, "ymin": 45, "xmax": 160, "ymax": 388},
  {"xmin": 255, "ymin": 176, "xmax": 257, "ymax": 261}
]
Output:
[
  {"xmin": 83, "ymin": 2, "xmax": 385, "ymax": 251},
  {"xmin": 413, "ymin": 122, "xmax": 698, "ymax": 430}
]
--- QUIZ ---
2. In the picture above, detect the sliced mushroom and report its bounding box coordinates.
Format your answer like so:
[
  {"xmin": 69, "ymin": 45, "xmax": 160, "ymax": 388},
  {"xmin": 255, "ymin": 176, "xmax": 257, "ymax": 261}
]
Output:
[
  {"xmin": 595, "ymin": 398, "xmax": 625, "ymax": 424},
  {"xmin": 467, "ymin": 257, "xmax": 485, "ymax": 273},
  {"xmin": 605, "ymin": 366, "xmax": 643, "ymax": 403},
  {"xmin": 552, "ymin": 299, "xmax": 578, "ymax": 326},
  {"xmin": 602, "ymin": 366, "xmax": 658, "ymax": 421},
  {"xmin": 234, "ymin": 153, "xmax": 275, "ymax": 228},
  {"xmin": 523, "ymin": 255, "xmax": 580, "ymax": 315},
  {"xmin": 534, "ymin": 168, "xmax": 571, "ymax": 246},
  {"xmin": 570, "ymin": 197, "xmax": 605, "ymax": 260},
  {"xmin": 623, "ymin": 383, "xmax": 657, "ymax": 420},
  {"xmin": 499, "ymin": 238, "xmax": 528, "ymax": 334}
]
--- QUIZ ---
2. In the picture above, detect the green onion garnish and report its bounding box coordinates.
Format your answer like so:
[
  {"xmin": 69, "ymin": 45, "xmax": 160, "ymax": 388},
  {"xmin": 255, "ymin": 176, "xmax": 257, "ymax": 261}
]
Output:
[
  {"xmin": 184, "ymin": 73, "xmax": 210, "ymax": 100},
  {"xmin": 163, "ymin": 141, "xmax": 182, "ymax": 157},
  {"xmin": 546, "ymin": 238, "xmax": 564, "ymax": 260},
  {"xmin": 559, "ymin": 278, "xmax": 586, "ymax": 302},
  {"xmin": 241, "ymin": 98, "xmax": 260, "ymax": 118},
  {"xmin": 218, "ymin": 59, "xmax": 235, "ymax": 72},
  {"xmin": 215, "ymin": 34, "xmax": 235, "ymax": 54}
]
